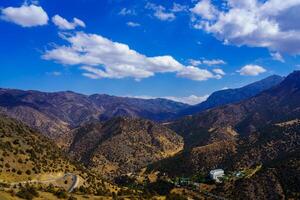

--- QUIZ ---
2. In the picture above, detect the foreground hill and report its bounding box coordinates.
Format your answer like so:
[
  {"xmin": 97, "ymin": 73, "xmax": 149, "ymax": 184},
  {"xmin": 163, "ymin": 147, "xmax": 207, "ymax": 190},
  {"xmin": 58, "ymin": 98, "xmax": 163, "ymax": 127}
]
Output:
[
  {"xmin": 177, "ymin": 75, "xmax": 283, "ymax": 117},
  {"xmin": 0, "ymin": 115, "xmax": 75, "ymax": 182},
  {"xmin": 0, "ymin": 89, "xmax": 188, "ymax": 147},
  {"xmin": 68, "ymin": 117, "xmax": 184, "ymax": 178},
  {"xmin": 0, "ymin": 114, "xmax": 117, "ymax": 196}
]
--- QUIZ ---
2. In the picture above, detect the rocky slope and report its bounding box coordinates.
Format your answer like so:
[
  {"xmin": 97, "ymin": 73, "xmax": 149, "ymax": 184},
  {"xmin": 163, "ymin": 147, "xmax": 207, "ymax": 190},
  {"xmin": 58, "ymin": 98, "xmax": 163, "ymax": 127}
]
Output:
[
  {"xmin": 151, "ymin": 71, "xmax": 300, "ymax": 181},
  {"xmin": 0, "ymin": 114, "xmax": 76, "ymax": 181},
  {"xmin": 0, "ymin": 89, "xmax": 188, "ymax": 147},
  {"xmin": 68, "ymin": 117, "xmax": 184, "ymax": 178},
  {"xmin": 170, "ymin": 71, "xmax": 300, "ymax": 148},
  {"xmin": 177, "ymin": 75, "xmax": 283, "ymax": 117}
]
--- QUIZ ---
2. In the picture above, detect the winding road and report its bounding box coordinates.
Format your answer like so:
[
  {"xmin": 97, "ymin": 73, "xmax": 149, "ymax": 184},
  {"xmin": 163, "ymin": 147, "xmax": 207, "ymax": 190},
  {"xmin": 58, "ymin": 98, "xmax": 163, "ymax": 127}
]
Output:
[{"xmin": 0, "ymin": 173, "xmax": 79, "ymax": 193}]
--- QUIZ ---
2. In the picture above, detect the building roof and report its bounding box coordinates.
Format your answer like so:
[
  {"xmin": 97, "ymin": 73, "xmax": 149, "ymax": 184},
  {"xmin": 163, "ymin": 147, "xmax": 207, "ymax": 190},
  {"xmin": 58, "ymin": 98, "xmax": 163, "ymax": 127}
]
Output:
[{"xmin": 209, "ymin": 169, "xmax": 224, "ymax": 174}]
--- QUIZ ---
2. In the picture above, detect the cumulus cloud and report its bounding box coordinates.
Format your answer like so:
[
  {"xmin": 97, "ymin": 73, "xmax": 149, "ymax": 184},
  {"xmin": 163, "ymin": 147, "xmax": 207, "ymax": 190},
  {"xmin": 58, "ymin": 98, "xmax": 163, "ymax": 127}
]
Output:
[
  {"xmin": 164, "ymin": 94, "xmax": 209, "ymax": 105},
  {"xmin": 171, "ymin": 3, "xmax": 188, "ymax": 13},
  {"xmin": 177, "ymin": 66, "xmax": 220, "ymax": 81},
  {"xmin": 119, "ymin": 8, "xmax": 136, "ymax": 16},
  {"xmin": 146, "ymin": 3, "xmax": 176, "ymax": 21},
  {"xmin": 238, "ymin": 65, "xmax": 266, "ymax": 76},
  {"xmin": 52, "ymin": 15, "xmax": 85, "ymax": 30},
  {"xmin": 0, "ymin": 4, "xmax": 48, "ymax": 27},
  {"xmin": 127, "ymin": 94, "xmax": 209, "ymax": 105},
  {"xmin": 189, "ymin": 58, "xmax": 226, "ymax": 66},
  {"xmin": 43, "ymin": 32, "xmax": 221, "ymax": 81},
  {"xmin": 202, "ymin": 59, "xmax": 226, "ymax": 66},
  {"xmin": 191, "ymin": 0, "xmax": 300, "ymax": 55},
  {"xmin": 189, "ymin": 59, "xmax": 202, "ymax": 66},
  {"xmin": 190, "ymin": 0, "xmax": 218, "ymax": 20},
  {"xmin": 270, "ymin": 52, "xmax": 285, "ymax": 62},
  {"xmin": 126, "ymin": 21, "xmax": 140, "ymax": 27},
  {"xmin": 213, "ymin": 68, "xmax": 226, "ymax": 76}
]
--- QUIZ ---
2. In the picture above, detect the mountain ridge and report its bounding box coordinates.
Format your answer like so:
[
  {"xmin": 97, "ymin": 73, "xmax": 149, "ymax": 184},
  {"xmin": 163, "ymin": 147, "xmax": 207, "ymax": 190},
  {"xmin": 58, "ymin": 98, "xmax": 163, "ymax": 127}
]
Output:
[{"xmin": 176, "ymin": 75, "xmax": 284, "ymax": 117}]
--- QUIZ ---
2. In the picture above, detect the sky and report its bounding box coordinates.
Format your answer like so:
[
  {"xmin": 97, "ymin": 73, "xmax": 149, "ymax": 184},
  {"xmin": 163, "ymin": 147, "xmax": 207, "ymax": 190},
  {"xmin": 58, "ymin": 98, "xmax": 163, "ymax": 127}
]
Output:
[{"xmin": 1, "ymin": 0, "xmax": 300, "ymax": 105}]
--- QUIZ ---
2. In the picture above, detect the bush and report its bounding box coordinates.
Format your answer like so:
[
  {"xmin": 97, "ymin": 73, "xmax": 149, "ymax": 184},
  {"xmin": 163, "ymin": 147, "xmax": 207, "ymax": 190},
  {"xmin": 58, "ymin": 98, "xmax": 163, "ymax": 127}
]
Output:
[
  {"xmin": 166, "ymin": 193, "xmax": 188, "ymax": 200},
  {"xmin": 68, "ymin": 196, "xmax": 77, "ymax": 200},
  {"xmin": 45, "ymin": 184, "xmax": 55, "ymax": 193},
  {"xmin": 55, "ymin": 189, "xmax": 68, "ymax": 199},
  {"xmin": 16, "ymin": 184, "xmax": 39, "ymax": 200},
  {"xmin": 147, "ymin": 180, "xmax": 174, "ymax": 195}
]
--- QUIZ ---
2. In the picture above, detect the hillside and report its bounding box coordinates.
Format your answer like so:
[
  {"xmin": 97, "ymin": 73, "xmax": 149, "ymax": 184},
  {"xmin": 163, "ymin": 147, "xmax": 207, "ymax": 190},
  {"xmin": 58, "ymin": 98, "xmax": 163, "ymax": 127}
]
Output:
[
  {"xmin": 0, "ymin": 89, "xmax": 188, "ymax": 147},
  {"xmin": 148, "ymin": 115, "xmax": 300, "ymax": 199},
  {"xmin": 0, "ymin": 115, "xmax": 120, "ymax": 197},
  {"xmin": 170, "ymin": 71, "xmax": 300, "ymax": 148},
  {"xmin": 177, "ymin": 75, "xmax": 283, "ymax": 117},
  {"xmin": 68, "ymin": 117, "xmax": 184, "ymax": 178},
  {"xmin": 0, "ymin": 115, "xmax": 76, "ymax": 182}
]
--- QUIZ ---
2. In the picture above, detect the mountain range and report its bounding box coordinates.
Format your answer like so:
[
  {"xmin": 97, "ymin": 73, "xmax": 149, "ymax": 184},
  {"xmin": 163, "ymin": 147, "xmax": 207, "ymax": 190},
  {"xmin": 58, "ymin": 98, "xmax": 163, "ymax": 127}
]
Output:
[
  {"xmin": 0, "ymin": 72, "xmax": 299, "ymax": 199},
  {"xmin": 0, "ymin": 74, "xmax": 283, "ymax": 147},
  {"xmin": 0, "ymin": 89, "xmax": 188, "ymax": 147},
  {"xmin": 177, "ymin": 74, "xmax": 283, "ymax": 117}
]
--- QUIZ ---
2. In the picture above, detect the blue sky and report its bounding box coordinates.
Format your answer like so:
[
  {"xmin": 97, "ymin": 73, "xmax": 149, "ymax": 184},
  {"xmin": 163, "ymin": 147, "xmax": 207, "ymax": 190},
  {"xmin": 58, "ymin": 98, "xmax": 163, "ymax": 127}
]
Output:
[{"xmin": 1, "ymin": 0, "xmax": 300, "ymax": 104}]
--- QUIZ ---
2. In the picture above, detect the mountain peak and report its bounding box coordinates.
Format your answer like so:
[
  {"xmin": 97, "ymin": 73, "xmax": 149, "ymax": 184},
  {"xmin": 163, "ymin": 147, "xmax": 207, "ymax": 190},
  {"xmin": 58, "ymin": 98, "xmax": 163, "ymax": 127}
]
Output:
[{"xmin": 282, "ymin": 70, "xmax": 300, "ymax": 84}]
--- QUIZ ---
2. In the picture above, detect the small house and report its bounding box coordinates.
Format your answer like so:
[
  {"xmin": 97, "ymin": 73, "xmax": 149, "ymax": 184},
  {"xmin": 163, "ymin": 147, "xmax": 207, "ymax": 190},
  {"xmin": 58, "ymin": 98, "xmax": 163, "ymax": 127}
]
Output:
[{"xmin": 209, "ymin": 169, "xmax": 224, "ymax": 182}]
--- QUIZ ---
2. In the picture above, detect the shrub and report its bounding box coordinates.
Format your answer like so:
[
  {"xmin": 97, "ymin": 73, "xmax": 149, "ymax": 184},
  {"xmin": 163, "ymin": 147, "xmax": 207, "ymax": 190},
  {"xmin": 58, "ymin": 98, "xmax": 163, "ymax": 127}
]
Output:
[
  {"xmin": 147, "ymin": 180, "xmax": 174, "ymax": 195},
  {"xmin": 68, "ymin": 196, "xmax": 77, "ymax": 200},
  {"xmin": 55, "ymin": 189, "xmax": 68, "ymax": 199},
  {"xmin": 166, "ymin": 193, "xmax": 188, "ymax": 200},
  {"xmin": 16, "ymin": 184, "xmax": 39, "ymax": 200},
  {"xmin": 45, "ymin": 184, "xmax": 55, "ymax": 193}
]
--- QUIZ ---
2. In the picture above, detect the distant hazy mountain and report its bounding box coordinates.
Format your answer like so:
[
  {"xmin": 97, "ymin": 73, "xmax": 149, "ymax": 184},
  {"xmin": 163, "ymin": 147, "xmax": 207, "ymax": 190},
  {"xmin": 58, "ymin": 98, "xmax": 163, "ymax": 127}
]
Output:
[
  {"xmin": 0, "ymin": 89, "xmax": 188, "ymax": 147},
  {"xmin": 177, "ymin": 75, "xmax": 284, "ymax": 117}
]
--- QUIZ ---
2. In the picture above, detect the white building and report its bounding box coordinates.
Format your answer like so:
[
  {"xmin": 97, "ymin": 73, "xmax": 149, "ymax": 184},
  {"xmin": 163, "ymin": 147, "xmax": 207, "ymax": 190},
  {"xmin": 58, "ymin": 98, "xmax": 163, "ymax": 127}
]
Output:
[{"xmin": 209, "ymin": 169, "xmax": 224, "ymax": 182}]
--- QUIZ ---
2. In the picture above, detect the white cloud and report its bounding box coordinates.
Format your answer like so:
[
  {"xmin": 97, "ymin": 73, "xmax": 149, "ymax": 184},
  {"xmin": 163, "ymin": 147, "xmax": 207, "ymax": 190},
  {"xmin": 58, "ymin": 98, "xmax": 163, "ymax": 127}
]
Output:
[
  {"xmin": 270, "ymin": 52, "xmax": 285, "ymax": 62},
  {"xmin": 164, "ymin": 95, "xmax": 209, "ymax": 105},
  {"xmin": 52, "ymin": 15, "xmax": 85, "ymax": 30},
  {"xmin": 127, "ymin": 94, "xmax": 209, "ymax": 105},
  {"xmin": 171, "ymin": 3, "xmax": 188, "ymax": 12},
  {"xmin": 119, "ymin": 8, "xmax": 136, "ymax": 16},
  {"xmin": 177, "ymin": 66, "xmax": 219, "ymax": 81},
  {"xmin": 191, "ymin": 0, "xmax": 300, "ymax": 55},
  {"xmin": 213, "ymin": 68, "xmax": 226, "ymax": 75},
  {"xmin": 189, "ymin": 59, "xmax": 202, "ymax": 66},
  {"xmin": 146, "ymin": 3, "xmax": 176, "ymax": 21},
  {"xmin": 202, "ymin": 59, "xmax": 226, "ymax": 66},
  {"xmin": 43, "ymin": 32, "xmax": 221, "ymax": 81},
  {"xmin": 189, "ymin": 58, "xmax": 226, "ymax": 66},
  {"xmin": 190, "ymin": 0, "xmax": 219, "ymax": 20},
  {"xmin": 238, "ymin": 65, "xmax": 266, "ymax": 76},
  {"xmin": 126, "ymin": 21, "xmax": 140, "ymax": 27},
  {"xmin": 0, "ymin": 4, "xmax": 48, "ymax": 27}
]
